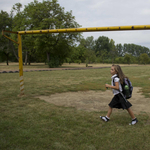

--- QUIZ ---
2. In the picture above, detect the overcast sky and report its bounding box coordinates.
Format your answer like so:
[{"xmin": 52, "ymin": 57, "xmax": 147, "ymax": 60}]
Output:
[{"xmin": 1, "ymin": 0, "xmax": 150, "ymax": 48}]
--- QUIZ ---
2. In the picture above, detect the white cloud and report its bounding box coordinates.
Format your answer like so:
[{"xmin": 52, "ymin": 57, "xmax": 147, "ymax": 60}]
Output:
[{"xmin": 141, "ymin": 9, "xmax": 150, "ymax": 15}]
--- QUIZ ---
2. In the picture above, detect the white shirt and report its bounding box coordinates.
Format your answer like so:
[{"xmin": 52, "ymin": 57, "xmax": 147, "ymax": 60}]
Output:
[{"xmin": 111, "ymin": 74, "xmax": 123, "ymax": 95}]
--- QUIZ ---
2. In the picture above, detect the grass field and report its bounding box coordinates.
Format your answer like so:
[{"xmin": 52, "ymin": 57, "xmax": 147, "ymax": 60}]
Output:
[
  {"xmin": 0, "ymin": 62, "xmax": 140, "ymax": 71},
  {"xmin": 0, "ymin": 63, "xmax": 150, "ymax": 150}
]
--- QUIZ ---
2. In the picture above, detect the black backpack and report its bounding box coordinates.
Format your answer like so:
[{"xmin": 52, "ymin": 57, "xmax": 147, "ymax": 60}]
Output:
[{"xmin": 113, "ymin": 76, "xmax": 133, "ymax": 99}]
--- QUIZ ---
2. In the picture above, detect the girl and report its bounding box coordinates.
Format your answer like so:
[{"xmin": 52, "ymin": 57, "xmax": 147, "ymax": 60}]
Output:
[{"xmin": 100, "ymin": 65, "xmax": 138, "ymax": 125}]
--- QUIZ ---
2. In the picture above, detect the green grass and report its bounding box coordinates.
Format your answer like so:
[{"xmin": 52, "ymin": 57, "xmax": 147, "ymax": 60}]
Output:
[
  {"xmin": 0, "ymin": 62, "xmax": 140, "ymax": 71},
  {"xmin": 0, "ymin": 65, "xmax": 150, "ymax": 150}
]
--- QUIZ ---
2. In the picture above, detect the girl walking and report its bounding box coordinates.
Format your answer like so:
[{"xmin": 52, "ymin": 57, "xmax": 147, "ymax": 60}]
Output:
[{"xmin": 100, "ymin": 65, "xmax": 138, "ymax": 125}]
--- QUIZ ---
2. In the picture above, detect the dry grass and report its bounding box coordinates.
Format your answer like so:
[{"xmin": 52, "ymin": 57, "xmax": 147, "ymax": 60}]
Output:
[
  {"xmin": 0, "ymin": 64, "xmax": 150, "ymax": 150},
  {"xmin": 0, "ymin": 62, "xmax": 142, "ymax": 71},
  {"xmin": 62, "ymin": 63, "xmax": 140, "ymax": 68},
  {"xmin": 0, "ymin": 62, "xmax": 49, "ymax": 71}
]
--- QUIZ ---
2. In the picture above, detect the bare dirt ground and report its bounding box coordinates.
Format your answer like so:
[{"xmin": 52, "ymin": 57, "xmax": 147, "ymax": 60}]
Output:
[{"xmin": 37, "ymin": 87, "xmax": 150, "ymax": 115}]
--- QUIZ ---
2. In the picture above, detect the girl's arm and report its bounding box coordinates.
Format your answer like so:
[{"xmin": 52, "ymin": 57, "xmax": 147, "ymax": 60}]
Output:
[{"xmin": 105, "ymin": 82, "xmax": 119, "ymax": 90}]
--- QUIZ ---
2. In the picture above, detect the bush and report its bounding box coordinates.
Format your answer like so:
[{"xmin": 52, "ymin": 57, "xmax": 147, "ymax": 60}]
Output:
[
  {"xmin": 139, "ymin": 53, "xmax": 150, "ymax": 64},
  {"xmin": 74, "ymin": 60, "xmax": 81, "ymax": 64},
  {"xmin": 103, "ymin": 58, "xmax": 112, "ymax": 63},
  {"xmin": 48, "ymin": 57, "xmax": 60, "ymax": 68},
  {"xmin": 114, "ymin": 57, "xmax": 124, "ymax": 64},
  {"xmin": 65, "ymin": 58, "xmax": 71, "ymax": 63},
  {"xmin": 124, "ymin": 54, "xmax": 132, "ymax": 64},
  {"xmin": 95, "ymin": 57, "xmax": 102, "ymax": 63}
]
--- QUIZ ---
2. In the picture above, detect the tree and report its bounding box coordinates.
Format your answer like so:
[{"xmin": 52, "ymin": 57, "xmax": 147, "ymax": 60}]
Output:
[
  {"xmin": 124, "ymin": 54, "xmax": 132, "ymax": 65},
  {"xmin": 0, "ymin": 10, "xmax": 14, "ymax": 65},
  {"xmin": 115, "ymin": 57, "xmax": 124, "ymax": 64},
  {"xmin": 84, "ymin": 36, "xmax": 95, "ymax": 50},
  {"xmin": 109, "ymin": 39, "xmax": 117, "ymax": 64},
  {"xmin": 95, "ymin": 36, "xmax": 110, "ymax": 56},
  {"xmin": 11, "ymin": 3, "xmax": 25, "ymax": 62},
  {"xmin": 116, "ymin": 43, "xmax": 123, "ymax": 57},
  {"xmin": 78, "ymin": 37, "xmax": 96, "ymax": 66},
  {"xmin": 84, "ymin": 49, "xmax": 96, "ymax": 65},
  {"xmin": 94, "ymin": 36, "xmax": 111, "ymax": 64},
  {"xmin": 100, "ymin": 49, "xmax": 107, "ymax": 64},
  {"xmin": 142, "ymin": 47, "xmax": 150, "ymax": 56},
  {"xmin": 122, "ymin": 43, "xmax": 150, "ymax": 58},
  {"xmin": 22, "ymin": 0, "xmax": 81, "ymax": 66},
  {"xmin": 140, "ymin": 53, "xmax": 149, "ymax": 64},
  {"xmin": 68, "ymin": 45, "xmax": 86, "ymax": 63}
]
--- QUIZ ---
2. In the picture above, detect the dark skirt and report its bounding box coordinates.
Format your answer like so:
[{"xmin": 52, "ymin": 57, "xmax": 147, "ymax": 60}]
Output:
[{"xmin": 109, "ymin": 93, "xmax": 132, "ymax": 110}]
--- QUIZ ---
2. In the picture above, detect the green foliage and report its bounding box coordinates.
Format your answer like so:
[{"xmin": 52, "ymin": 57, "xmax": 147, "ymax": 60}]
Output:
[
  {"xmin": 69, "ymin": 37, "xmax": 96, "ymax": 65},
  {"xmin": 84, "ymin": 36, "xmax": 95, "ymax": 50},
  {"xmin": 66, "ymin": 45, "xmax": 86, "ymax": 63},
  {"xmin": 95, "ymin": 36, "xmax": 110, "ymax": 55},
  {"xmin": 115, "ymin": 57, "xmax": 124, "ymax": 63},
  {"xmin": 74, "ymin": 59, "xmax": 81, "ymax": 64},
  {"xmin": 109, "ymin": 39, "xmax": 117, "ymax": 63},
  {"xmin": 122, "ymin": 43, "xmax": 150, "ymax": 57},
  {"xmin": 22, "ymin": 0, "xmax": 81, "ymax": 64},
  {"xmin": 48, "ymin": 56, "xmax": 60, "ymax": 68},
  {"xmin": 84, "ymin": 49, "xmax": 96, "ymax": 64},
  {"xmin": 1, "ymin": 0, "xmax": 81, "ymax": 65},
  {"xmin": 96, "ymin": 49, "xmax": 107, "ymax": 63},
  {"xmin": 140, "ymin": 53, "xmax": 150, "ymax": 64},
  {"xmin": 139, "ymin": 53, "xmax": 150, "ymax": 64},
  {"xmin": 1, "ymin": 1, "xmax": 150, "ymax": 65},
  {"xmin": 124, "ymin": 54, "xmax": 132, "ymax": 64},
  {"xmin": 0, "ymin": 10, "xmax": 15, "ymax": 65},
  {"xmin": 95, "ymin": 56, "xmax": 102, "ymax": 63},
  {"xmin": 0, "ymin": 51, "xmax": 5, "ymax": 62},
  {"xmin": 73, "ymin": 37, "xmax": 150, "ymax": 65},
  {"xmin": 116, "ymin": 43, "xmax": 123, "ymax": 56}
]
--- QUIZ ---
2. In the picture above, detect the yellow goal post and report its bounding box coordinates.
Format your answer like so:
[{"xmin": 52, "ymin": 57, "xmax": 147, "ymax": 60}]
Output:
[{"xmin": 2, "ymin": 25, "xmax": 150, "ymax": 96}]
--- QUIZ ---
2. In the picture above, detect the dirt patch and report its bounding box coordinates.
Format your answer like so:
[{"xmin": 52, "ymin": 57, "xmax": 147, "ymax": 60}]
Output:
[{"xmin": 37, "ymin": 87, "xmax": 150, "ymax": 114}]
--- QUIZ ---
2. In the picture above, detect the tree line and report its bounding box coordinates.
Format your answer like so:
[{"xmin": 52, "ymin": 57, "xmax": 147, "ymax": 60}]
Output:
[
  {"xmin": 69, "ymin": 36, "xmax": 150, "ymax": 66},
  {"xmin": 0, "ymin": 0, "xmax": 150, "ymax": 67}
]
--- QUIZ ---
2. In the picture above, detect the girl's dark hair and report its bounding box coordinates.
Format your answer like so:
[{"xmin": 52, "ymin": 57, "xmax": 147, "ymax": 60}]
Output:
[{"xmin": 112, "ymin": 65, "xmax": 128, "ymax": 84}]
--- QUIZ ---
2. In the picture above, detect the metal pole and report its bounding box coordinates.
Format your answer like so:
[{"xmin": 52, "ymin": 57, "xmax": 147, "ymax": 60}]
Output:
[
  {"xmin": 2, "ymin": 30, "xmax": 19, "ymax": 44},
  {"xmin": 18, "ymin": 25, "xmax": 150, "ymax": 35},
  {"xmin": 18, "ymin": 34, "xmax": 24, "ymax": 95}
]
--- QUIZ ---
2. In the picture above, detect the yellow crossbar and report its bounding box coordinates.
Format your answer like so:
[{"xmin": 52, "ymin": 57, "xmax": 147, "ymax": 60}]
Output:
[{"xmin": 18, "ymin": 25, "xmax": 150, "ymax": 35}]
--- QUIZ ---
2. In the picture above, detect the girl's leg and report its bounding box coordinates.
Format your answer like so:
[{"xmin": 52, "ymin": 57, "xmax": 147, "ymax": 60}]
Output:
[
  {"xmin": 127, "ymin": 107, "xmax": 135, "ymax": 119},
  {"xmin": 127, "ymin": 108, "xmax": 138, "ymax": 125},
  {"xmin": 100, "ymin": 106, "xmax": 113, "ymax": 122},
  {"xmin": 106, "ymin": 106, "xmax": 113, "ymax": 118}
]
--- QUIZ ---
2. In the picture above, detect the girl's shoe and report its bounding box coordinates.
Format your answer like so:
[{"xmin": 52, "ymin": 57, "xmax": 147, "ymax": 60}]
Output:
[
  {"xmin": 100, "ymin": 116, "xmax": 110, "ymax": 122},
  {"xmin": 129, "ymin": 118, "xmax": 138, "ymax": 125}
]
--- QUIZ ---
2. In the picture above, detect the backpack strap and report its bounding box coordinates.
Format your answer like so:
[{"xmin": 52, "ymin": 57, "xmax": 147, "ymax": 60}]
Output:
[
  {"xmin": 112, "ymin": 76, "xmax": 119, "ymax": 86},
  {"xmin": 113, "ymin": 76, "xmax": 124, "ymax": 91},
  {"xmin": 113, "ymin": 76, "xmax": 128, "ymax": 102}
]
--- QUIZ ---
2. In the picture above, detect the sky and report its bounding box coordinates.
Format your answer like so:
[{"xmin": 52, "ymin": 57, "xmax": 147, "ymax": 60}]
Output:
[{"xmin": 1, "ymin": 0, "xmax": 150, "ymax": 48}]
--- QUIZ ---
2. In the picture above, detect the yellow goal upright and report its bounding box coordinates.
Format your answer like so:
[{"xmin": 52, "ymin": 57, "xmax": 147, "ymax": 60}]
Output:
[{"xmin": 2, "ymin": 25, "xmax": 150, "ymax": 96}]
